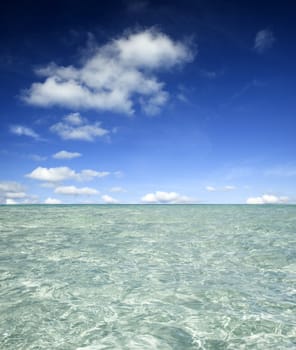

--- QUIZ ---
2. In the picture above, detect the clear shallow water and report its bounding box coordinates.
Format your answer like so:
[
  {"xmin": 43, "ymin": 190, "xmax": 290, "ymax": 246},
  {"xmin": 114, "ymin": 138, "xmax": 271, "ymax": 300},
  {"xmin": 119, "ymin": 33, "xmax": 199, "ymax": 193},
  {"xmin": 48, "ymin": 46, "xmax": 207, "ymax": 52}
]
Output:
[{"xmin": 0, "ymin": 205, "xmax": 295, "ymax": 349}]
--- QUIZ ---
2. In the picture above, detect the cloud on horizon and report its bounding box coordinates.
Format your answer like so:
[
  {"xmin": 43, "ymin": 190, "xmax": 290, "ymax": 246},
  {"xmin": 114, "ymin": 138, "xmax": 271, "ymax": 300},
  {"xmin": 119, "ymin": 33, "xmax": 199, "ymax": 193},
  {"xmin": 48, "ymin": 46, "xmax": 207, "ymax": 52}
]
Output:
[
  {"xmin": 0, "ymin": 181, "xmax": 37, "ymax": 204},
  {"xmin": 22, "ymin": 28, "xmax": 194, "ymax": 115},
  {"xmin": 141, "ymin": 191, "xmax": 193, "ymax": 204},
  {"xmin": 102, "ymin": 194, "xmax": 119, "ymax": 204},
  {"xmin": 44, "ymin": 197, "xmax": 62, "ymax": 204},
  {"xmin": 246, "ymin": 194, "xmax": 288, "ymax": 204}
]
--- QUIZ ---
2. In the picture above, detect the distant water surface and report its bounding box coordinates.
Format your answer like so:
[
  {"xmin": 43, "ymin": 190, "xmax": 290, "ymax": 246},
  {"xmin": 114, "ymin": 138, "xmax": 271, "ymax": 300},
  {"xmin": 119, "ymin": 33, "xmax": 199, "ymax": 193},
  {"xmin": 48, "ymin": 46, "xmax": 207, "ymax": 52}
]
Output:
[{"xmin": 0, "ymin": 205, "xmax": 295, "ymax": 349}]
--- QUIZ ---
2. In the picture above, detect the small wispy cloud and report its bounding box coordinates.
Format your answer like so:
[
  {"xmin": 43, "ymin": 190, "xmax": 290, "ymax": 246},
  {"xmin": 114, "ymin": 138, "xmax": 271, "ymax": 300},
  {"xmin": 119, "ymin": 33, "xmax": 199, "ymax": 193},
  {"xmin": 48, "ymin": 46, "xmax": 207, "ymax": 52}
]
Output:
[
  {"xmin": 223, "ymin": 79, "xmax": 265, "ymax": 108},
  {"xmin": 4, "ymin": 191, "xmax": 27, "ymax": 199},
  {"xmin": 177, "ymin": 93, "xmax": 189, "ymax": 104},
  {"xmin": 77, "ymin": 169, "xmax": 110, "ymax": 181},
  {"xmin": 205, "ymin": 185, "xmax": 236, "ymax": 192},
  {"xmin": 50, "ymin": 113, "xmax": 109, "ymax": 141},
  {"xmin": 55, "ymin": 186, "xmax": 99, "ymax": 195},
  {"xmin": 254, "ymin": 29, "xmax": 275, "ymax": 53},
  {"xmin": 0, "ymin": 181, "xmax": 25, "ymax": 193},
  {"xmin": 10, "ymin": 125, "xmax": 39, "ymax": 139},
  {"xmin": 53, "ymin": 150, "xmax": 82, "ymax": 159}
]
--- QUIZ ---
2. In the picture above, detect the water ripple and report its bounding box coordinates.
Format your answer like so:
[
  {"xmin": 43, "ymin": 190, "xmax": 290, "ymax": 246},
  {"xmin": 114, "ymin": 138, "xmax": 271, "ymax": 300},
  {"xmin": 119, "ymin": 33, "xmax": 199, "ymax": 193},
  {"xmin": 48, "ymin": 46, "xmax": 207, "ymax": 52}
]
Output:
[{"xmin": 0, "ymin": 205, "xmax": 296, "ymax": 349}]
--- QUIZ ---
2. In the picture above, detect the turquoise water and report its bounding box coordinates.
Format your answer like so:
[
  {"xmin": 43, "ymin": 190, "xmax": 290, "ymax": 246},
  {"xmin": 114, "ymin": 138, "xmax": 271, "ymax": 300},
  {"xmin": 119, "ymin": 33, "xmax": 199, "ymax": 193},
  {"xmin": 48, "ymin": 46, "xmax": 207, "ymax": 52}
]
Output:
[{"xmin": 0, "ymin": 205, "xmax": 295, "ymax": 349}]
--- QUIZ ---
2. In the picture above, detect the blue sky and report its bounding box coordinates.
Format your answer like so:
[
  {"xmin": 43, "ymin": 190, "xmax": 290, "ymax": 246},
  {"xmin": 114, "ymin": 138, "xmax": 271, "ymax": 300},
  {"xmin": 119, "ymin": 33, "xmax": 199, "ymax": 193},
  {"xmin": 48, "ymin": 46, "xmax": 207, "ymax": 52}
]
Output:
[{"xmin": 0, "ymin": 0, "xmax": 295, "ymax": 204}]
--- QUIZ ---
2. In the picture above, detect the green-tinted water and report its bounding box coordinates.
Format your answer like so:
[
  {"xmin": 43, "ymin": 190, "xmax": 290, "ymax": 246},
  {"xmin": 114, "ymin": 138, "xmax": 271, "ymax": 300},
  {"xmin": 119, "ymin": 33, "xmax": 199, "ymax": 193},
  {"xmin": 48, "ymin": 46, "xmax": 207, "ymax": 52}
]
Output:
[{"xmin": 0, "ymin": 205, "xmax": 296, "ymax": 349}]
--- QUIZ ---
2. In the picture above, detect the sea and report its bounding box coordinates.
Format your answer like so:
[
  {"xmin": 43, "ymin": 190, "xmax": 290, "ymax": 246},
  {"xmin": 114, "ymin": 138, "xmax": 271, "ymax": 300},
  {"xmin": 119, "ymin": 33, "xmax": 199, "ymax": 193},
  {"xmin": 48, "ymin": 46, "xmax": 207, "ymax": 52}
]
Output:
[{"xmin": 0, "ymin": 204, "xmax": 295, "ymax": 349}]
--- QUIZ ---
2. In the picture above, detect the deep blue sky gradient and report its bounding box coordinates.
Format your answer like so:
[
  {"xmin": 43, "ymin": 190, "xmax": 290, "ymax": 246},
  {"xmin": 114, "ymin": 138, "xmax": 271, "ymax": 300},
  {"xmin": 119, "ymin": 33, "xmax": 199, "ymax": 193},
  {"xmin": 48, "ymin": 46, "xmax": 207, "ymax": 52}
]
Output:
[{"xmin": 0, "ymin": 0, "xmax": 295, "ymax": 204}]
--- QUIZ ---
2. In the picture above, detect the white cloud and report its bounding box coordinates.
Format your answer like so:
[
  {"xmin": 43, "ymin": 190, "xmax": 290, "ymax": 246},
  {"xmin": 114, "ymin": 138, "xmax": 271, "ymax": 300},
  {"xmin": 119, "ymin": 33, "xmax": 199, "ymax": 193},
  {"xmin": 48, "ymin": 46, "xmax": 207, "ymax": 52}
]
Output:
[
  {"xmin": 5, "ymin": 192, "xmax": 27, "ymax": 199},
  {"xmin": 26, "ymin": 166, "xmax": 76, "ymax": 182},
  {"xmin": 6, "ymin": 198, "xmax": 17, "ymax": 205},
  {"xmin": 44, "ymin": 197, "xmax": 62, "ymax": 204},
  {"xmin": 23, "ymin": 28, "xmax": 193, "ymax": 115},
  {"xmin": 0, "ymin": 181, "xmax": 24, "ymax": 193},
  {"xmin": 116, "ymin": 29, "xmax": 192, "ymax": 69},
  {"xmin": 64, "ymin": 113, "xmax": 83, "ymax": 125},
  {"xmin": 110, "ymin": 187, "xmax": 126, "ymax": 193},
  {"xmin": 205, "ymin": 185, "xmax": 236, "ymax": 192},
  {"xmin": 0, "ymin": 182, "xmax": 26, "ymax": 203},
  {"xmin": 55, "ymin": 186, "xmax": 99, "ymax": 195},
  {"xmin": 10, "ymin": 125, "xmax": 39, "ymax": 139},
  {"xmin": 0, "ymin": 181, "xmax": 36, "ymax": 204},
  {"xmin": 77, "ymin": 169, "xmax": 110, "ymax": 181},
  {"xmin": 254, "ymin": 29, "xmax": 275, "ymax": 53},
  {"xmin": 26, "ymin": 166, "xmax": 110, "ymax": 182},
  {"xmin": 246, "ymin": 194, "xmax": 289, "ymax": 204},
  {"xmin": 101, "ymin": 194, "xmax": 119, "ymax": 204},
  {"xmin": 53, "ymin": 150, "xmax": 82, "ymax": 159},
  {"xmin": 50, "ymin": 113, "xmax": 108, "ymax": 141},
  {"xmin": 141, "ymin": 191, "xmax": 193, "ymax": 204}
]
